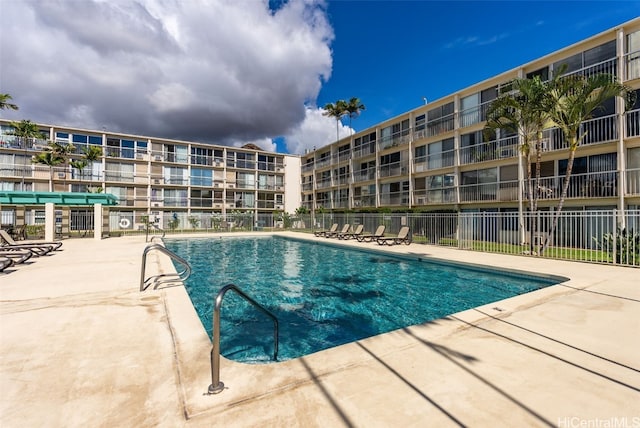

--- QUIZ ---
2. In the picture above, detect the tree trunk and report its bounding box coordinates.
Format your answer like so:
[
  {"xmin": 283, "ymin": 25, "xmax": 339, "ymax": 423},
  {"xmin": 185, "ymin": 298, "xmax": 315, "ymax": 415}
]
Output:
[{"xmin": 540, "ymin": 137, "xmax": 578, "ymax": 254}]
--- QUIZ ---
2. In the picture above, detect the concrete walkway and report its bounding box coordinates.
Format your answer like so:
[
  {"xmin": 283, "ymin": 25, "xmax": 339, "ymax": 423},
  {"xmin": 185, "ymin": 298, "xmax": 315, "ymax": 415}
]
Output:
[{"xmin": 1, "ymin": 233, "xmax": 638, "ymax": 427}]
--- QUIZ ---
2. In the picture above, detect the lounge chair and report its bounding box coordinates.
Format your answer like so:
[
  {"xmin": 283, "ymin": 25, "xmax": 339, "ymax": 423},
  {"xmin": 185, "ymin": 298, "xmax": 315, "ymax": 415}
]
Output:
[
  {"xmin": 338, "ymin": 224, "xmax": 364, "ymax": 240},
  {"xmin": 0, "ymin": 256, "xmax": 14, "ymax": 272},
  {"xmin": 314, "ymin": 223, "xmax": 338, "ymax": 237},
  {"xmin": 0, "ymin": 231, "xmax": 56, "ymax": 256},
  {"xmin": 326, "ymin": 224, "xmax": 349, "ymax": 238},
  {"xmin": 0, "ymin": 229, "xmax": 63, "ymax": 250},
  {"xmin": 0, "ymin": 249, "xmax": 33, "ymax": 264},
  {"xmin": 357, "ymin": 225, "xmax": 386, "ymax": 242},
  {"xmin": 376, "ymin": 226, "xmax": 411, "ymax": 246}
]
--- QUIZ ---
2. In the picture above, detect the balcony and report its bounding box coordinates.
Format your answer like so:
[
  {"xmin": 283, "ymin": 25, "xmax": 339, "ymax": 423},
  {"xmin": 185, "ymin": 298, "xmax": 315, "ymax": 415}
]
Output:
[
  {"xmin": 532, "ymin": 170, "xmax": 619, "ymax": 200},
  {"xmin": 626, "ymin": 168, "xmax": 640, "ymax": 195},
  {"xmin": 315, "ymin": 157, "xmax": 331, "ymax": 169},
  {"xmin": 426, "ymin": 114, "xmax": 455, "ymax": 138},
  {"xmin": 626, "ymin": 109, "xmax": 640, "ymax": 138},
  {"xmin": 625, "ymin": 50, "xmax": 640, "ymax": 81},
  {"xmin": 301, "ymin": 162, "xmax": 314, "ymax": 173},
  {"xmin": 542, "ymin": 114, "xmax": 618, "ymax": 151},
  {"xmin": 302, "ymin": 182, "xmax": 314, "ymax": 191},
  {"xmin": 353, "ymin": 168, "xmax": 376, "ymax": 183},
  {"xmin": 378, "ymin": 133, "xmax": 410, "ymax": 151},
  {"xmin": 459, "ymin": 136, "xmax": 518, "ymax": 165},
  {"xmin": 379, "ymin": 161, "xmax": 408, "ymax": 178},
  {"xmin": 379, "ymin": 192, "xmax": 409, "ymax": 206},
  {"xmin": 563, "ymin": 58, "xmax": 617, "ymax": 81},
  {"xmin": 459, "ymin": 182, "xmax": 499, "ymax": 202},
  {"xmin": 414, "ymin": 189, "xmax": 456, "ymax": 205},
  {"xmin": 352, "ymin": 141, "xmax": 376, "ymax": 159},
  {"xmin": 352, "ymin": 195, "xmax": 376, "ymax": 208},
  {"xmin": 316, "ymin": 178, "xmax": 332, "ymax": 189}
]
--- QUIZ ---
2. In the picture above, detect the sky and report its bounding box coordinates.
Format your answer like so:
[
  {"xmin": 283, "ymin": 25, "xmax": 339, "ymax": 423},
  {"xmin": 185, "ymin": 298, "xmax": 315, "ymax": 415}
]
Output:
[{"xmin": 0, "ymin": 1, "xmax": 638, "ymax": 155}]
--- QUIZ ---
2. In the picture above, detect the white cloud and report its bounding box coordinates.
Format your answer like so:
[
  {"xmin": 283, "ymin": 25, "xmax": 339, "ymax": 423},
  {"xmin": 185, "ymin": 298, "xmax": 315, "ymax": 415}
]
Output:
[
  {"xmin": 0, "ymin": 0, "xmax": 336, "ymax": 151},
  {"xmin": 282, "ymin": 106, "xmax": 352, "ymax": 155}
]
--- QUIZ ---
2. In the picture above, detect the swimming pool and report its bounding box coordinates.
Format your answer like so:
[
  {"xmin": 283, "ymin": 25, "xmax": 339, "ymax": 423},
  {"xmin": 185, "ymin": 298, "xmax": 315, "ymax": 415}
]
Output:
[{"xmin": 165, "ymin": 236, "xmax": 561, "ymax": 363}]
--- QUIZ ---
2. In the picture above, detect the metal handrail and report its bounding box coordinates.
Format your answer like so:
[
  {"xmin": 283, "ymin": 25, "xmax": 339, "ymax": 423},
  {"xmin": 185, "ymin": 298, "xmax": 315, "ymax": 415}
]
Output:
[
  {"xmin": 209, "ymin": 284, "xmax": 279, "ymax": 394},
  {"xmin": 146, "ymin": 223, "xmax": 166, "ymax": 243},
  {"xmin": 139, "ymin": 243, "xmax": 191, "ymax": 291}
]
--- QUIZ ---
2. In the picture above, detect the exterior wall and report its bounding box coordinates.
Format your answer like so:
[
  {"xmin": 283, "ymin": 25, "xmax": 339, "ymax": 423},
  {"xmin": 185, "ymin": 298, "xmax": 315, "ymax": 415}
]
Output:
[
  {"xmin": 283, "ymin": 155, "xmax": 302, "ymax": 214},
  {"xmin": 301, "ymin": 17, "xmax": 640, "ymax": 215}
]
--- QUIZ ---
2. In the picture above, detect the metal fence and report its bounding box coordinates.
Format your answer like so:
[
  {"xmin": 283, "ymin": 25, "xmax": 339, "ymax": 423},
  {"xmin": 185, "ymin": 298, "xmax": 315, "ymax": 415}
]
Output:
[
  {"xmin": 312, "ymin": 210, "xmax": 640, "ymax": 267},
  {"xmin": 104, "ymin": 209, "xmax": 639, "ymax": 267}
]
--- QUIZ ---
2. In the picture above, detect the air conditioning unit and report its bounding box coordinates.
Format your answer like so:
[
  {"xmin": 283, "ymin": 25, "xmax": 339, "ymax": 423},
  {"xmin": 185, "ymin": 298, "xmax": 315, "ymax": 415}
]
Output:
[
  {"xmin": 153, "ymin": 203, "xmax": 161, "ymax": 207},
  {"xmin": 153, "ymin": 179, "xmax": 161, "ymax": 184},
  {"xmin": 275, "ymin": 205, "xmax": 283, "ymax": 210},
  {"xmin": 416, "ymin": 198, "xmax": 426, "ymax": 205},
  {"xmin": 227, "ymin": 183, "xmax": 234, "ymax": 188},
  {"xmin": 275, "ymin": 186, "xmax": 284, "ymax": 191},
  {"xmin": 33, "ymin": 144, "xmax": 48, "ymax": 151},
  {"xmin": 154, "ymin": 155, "xmax": 163, "ymax": 161},
  {"xmin": 276, "ymin": 167, "xmax": 284, "ymax": 172},
  {"xmin": 57, "ymin": 172, "xmax": 66, "ymax": 178},
  {"xmin": 214, "ymin": 183, "xmax": 220, "ymax": 188},
  {"xmin": 136, "ymin": 153, "xmax": 144, "ymax": 160},
  {"xmin": 214, "ymin": 203, "xmax": 222, "ymax": 208}
]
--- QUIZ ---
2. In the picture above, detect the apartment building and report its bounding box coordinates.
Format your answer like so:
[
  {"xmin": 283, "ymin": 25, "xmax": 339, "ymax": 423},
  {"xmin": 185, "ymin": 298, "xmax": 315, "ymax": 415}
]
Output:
[
  {"xmin": 301, "ymin": 18, "xmax": 640, "ymax": 217},
  {"xmin": 0, "ymin": 122, "xmax": 301, "ymax": 231}
]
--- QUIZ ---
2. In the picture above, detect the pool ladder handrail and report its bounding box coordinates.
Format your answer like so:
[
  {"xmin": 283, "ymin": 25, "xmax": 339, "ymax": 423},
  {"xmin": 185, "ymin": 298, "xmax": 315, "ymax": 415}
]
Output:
[
  {"xmin": 140, "ymin": 243, "xmax": 191, "ymax": 291},
  {"xmin": 209, "ymin": 284, "xmax": 279, "ymax": 394},
  {"xmin": 146, "ymin": 223, "xmax": 166, "ymax": 243}
]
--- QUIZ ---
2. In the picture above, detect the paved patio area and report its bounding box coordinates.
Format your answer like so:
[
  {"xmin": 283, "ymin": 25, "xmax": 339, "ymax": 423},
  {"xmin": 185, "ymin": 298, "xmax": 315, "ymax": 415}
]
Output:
[{"xmin": 1, "ymin": 233, "xmax": 638, "ymax": 427}]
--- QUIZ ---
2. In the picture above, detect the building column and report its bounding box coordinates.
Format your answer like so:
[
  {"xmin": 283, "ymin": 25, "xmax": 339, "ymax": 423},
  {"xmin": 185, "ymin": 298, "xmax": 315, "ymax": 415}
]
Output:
[
  {"xmin": 45, "ymin": 202, "xmax": 55, "ymax": 242},
  {"xmin": 94, "ymin": 203, "xmax": 102, "ymax": 240}
]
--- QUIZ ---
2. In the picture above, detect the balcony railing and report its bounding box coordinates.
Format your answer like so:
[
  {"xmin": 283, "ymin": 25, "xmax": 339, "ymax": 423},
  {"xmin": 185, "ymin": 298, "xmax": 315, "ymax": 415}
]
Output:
[
  {"xmin": 301, "ymin": 163, "xmax": 314, "ymax": 173},
  {"xmin": 352, "ymin": 141, "xmax": 377, "ymax": 159},
  {"xmin": 379, "ymin": 192, "xmax": 409, "ymax": 206},
  {"xmin": 302, "ymin": 182, "xmax": 314, "ymax": 191},
  {"xmin": 459, "ymin": 136, "xmax": 518, "ymax": 165},
  {"xmin": 625, "ymin": 50, "xmax": 640, "ymax": 81},
  {"xmin": 414, "ymin": 189, "xmax": 456, "ymax": 205},
  {"xmin": 563, "ymin": 58, "xmax": 617, "ymax": 80},
  {"xmin": 352, "ymin": 195, "xmax": 376, "ymax": 208},
  {"xmin": 533, "ymin": 171, "xmax": 619, "ymax": 200},
  {"xmin": 378, "ymin": 133, "xmax": 410, "ymax": 151},
  {"xmin": 379, "ymin": 161, "xmax": 408, "ymax": 178},
  {"xmin": 426, "ymin": 113, "xmax": 455, "ymax": 138},
  {"xmin": 626, "ymin": 109, "xmax": 640, "ymax": 138},
  {"xmin": 459, "ymin": 182, "xmax": 498, "ymax": 202},
  {"xmin": 353, "ymin": 168, "xmax": 376, "ymax": 182},
  {"xmin": 316, "ymin": 178, "xmax": 332, "ymax": 189},
  {"xmin": 315, "ymin": 157, "xmax": 331, "ymax": 169},
  {"xmin": 542, "ymin": 114, "xmax": 618, "ymax": 151},
  {"xmin": 459, "ymin": 101, "xmax": 492, "ymax": 128}
]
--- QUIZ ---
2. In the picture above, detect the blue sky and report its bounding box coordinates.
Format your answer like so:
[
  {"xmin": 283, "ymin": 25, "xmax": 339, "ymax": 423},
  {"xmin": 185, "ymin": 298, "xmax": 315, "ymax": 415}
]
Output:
[
  {"xmin": 313, "ymin": 1, "xmax": 639, "ymax": 136},
  {"xmin": 2, "ymin": 1, "xmax": 637, "ymax": 154}
]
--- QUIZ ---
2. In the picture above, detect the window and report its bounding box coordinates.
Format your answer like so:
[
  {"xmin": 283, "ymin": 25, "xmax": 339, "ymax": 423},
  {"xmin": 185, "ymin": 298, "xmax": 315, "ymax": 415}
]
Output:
[
  {"xmin": 191, "ymin": 147, "xmax": 213, "ymax": 165},
  {"xmin": 164, "ymin": 166, "xmax": 187, "ymax": 185},
  {"xmin": 190, "ymin": 168, "xmax": 212, "ymax": 186},
  {"xmin": 428, "ymin": 138, "xmax": 454, "ymax": 169},
  {"xmin": 460, "ymin": 93, "xmax": 480, "ymax": 127}
]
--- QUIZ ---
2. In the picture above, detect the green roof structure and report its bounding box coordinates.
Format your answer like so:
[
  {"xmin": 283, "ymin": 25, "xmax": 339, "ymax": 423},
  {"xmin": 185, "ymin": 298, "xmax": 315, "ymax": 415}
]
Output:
[{"xmin": 0, "ymin": 191, "xmax": 118, "ymax": 206}]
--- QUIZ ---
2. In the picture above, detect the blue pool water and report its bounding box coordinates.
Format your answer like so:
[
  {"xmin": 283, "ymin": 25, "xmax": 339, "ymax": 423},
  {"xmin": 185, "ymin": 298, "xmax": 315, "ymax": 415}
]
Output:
[{"xmin": 165, "ymin": 236, "xmax": 560, "ymax": 363}]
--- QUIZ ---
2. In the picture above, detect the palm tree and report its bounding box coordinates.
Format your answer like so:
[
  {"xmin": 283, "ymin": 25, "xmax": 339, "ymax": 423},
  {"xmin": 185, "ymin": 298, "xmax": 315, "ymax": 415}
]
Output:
[
  {"xmin": 345, "ymin": 97, "xmax": 366, "ymax": 135},
  {"xmin": 32, "ymin": 151, "xmax": 63, "ymax": 191},
  {"xmin": 540, "ymin": 71, "xmax": 635, "ymax": 253},
  {"xmin": 47, "ymin": 141, "xmax": 76, "ymax": 187},
  {"xmin": 70, "ymin": 145, "xmax": 102, "ymax": 182},
  {"xmin": 323, "ymin": 100, "xmax": 348, "ymax": 142},
  {"xmin": 0, "ymin": 94, "xmax": 19, "ymax": 111},
  {"xmin": 8, "ymin": 119, "xmax": 42, "ymax": 148},
  {"xmin": 485, "ymin": 76, "xmax": 552, "ymax": 252}
]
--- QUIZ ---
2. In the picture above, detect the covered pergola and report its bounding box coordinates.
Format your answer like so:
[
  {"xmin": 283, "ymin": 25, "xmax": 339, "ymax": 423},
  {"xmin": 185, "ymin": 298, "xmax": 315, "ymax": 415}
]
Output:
[{"xmin": 0, "ymin": 191, "xmax": 119, "ymax": 241}]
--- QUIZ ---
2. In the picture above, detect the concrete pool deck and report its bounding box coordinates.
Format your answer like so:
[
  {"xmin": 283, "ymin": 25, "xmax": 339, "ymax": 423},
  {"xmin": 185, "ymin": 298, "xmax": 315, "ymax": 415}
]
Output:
[{"xmin": 1, "ymin": 232, "xmax": 638, "ymax": 427}]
